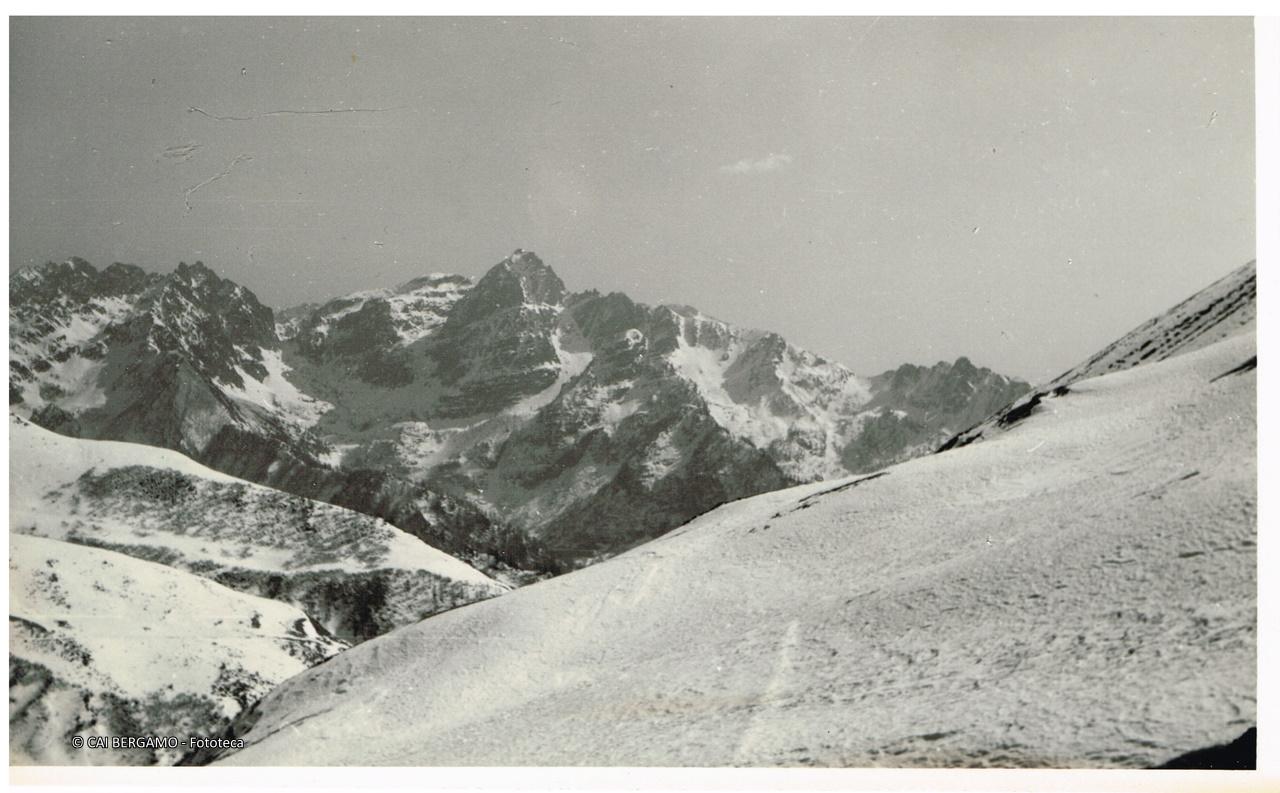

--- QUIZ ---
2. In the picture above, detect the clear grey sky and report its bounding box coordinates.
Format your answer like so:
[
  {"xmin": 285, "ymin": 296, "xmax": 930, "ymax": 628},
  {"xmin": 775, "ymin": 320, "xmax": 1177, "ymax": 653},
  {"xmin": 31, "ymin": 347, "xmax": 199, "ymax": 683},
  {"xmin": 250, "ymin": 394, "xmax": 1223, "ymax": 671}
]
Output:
[{"xmin": 9, "ymin": 17, "xmax": 1255, "ymax": 381}]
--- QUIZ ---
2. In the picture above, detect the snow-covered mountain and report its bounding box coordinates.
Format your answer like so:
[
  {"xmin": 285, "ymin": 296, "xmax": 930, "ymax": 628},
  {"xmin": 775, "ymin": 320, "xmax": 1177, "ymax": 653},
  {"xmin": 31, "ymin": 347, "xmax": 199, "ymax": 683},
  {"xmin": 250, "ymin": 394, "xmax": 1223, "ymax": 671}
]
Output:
[
  {"xmin": 10, "ymin": 258, "xmax": 307, "ymax": 446},
  {"xmin": 8, "ymin": 258, "xmax": 511, "ymax": 572},
  {"xmin": 9, "ymin": 415, "xmax": 506, "ymax": 642},
  {"xmin": 204, "ymin": 264, "xmax": 1255, "ymax": 768},
  {"xmin": 10, "ymin": 533, "xmax": 346, "ymax": 765},
  {"xmin": 10, "ymin": 251, "xmax": 1028, "ymax": 569},
  {"xmin": 270, "ymin": 250, "xmax": 1027, "ymax": 564}
]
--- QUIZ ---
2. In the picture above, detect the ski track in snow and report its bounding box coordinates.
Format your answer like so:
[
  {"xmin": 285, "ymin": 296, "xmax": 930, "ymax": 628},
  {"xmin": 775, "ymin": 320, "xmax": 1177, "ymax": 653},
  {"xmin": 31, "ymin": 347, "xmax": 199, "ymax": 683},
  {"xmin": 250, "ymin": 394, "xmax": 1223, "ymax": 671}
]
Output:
[{"xmin": 733, "ymin": 620, "xmax": 801, "ymax": 765}]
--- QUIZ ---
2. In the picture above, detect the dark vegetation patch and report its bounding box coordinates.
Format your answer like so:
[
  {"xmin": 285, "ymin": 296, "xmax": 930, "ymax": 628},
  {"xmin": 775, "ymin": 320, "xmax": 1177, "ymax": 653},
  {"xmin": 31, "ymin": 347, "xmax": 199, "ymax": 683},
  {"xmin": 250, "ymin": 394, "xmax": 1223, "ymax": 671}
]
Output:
[
  {"xmin": 11, "ymin": 616, "xmax": 94, "ymax": 667},
  {"xmin": 78, "ymin": 466, "xmax": 199, "ymax": 506},
  {"xmin": 355, "ymin": 350, "xmax": 414, "ymax": 387},
  {"xmin": 210, "ymin": 664, "xmax": 273, "ymax": 712},
  {"xmin": 209, "ymin": 566, "xmax": 497, "ymax": 644},
  {"xmin": 68, "ymin": 536, "xmax": 188, "ymax": 567}
]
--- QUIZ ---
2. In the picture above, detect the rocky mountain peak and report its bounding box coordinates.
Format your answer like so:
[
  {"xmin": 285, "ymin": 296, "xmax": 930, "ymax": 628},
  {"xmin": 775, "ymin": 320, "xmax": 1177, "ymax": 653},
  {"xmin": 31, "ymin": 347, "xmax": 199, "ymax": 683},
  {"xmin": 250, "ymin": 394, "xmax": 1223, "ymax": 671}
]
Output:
[
  {"xmin": 876, "ymin": 357, "xmax": 1024, "ymax": 400},
  {"xmin": 442, "ymin": 250, "xmax": 566, "ymax": 330},
  {"xmin": 144, "ymin": 262, "xmax": 275, "ymax": 351},
  {"xmin": 500, "ymin": 249, "xmax": 566, "ymax": 305},
  {"xmin": 98, "ymin": 262, "xmax": 154, "ymax": 295},
  {"xmin": 567, "ymin": 291, "xmax": 650, "ymax": 348},
  {"xmin": 58, "ymin": 260, "xmax": 277, "ymax": 400},
  {"xmin": 174, "ymin": 259, "xmax": 211, "ymax": 277},
  {"xmin": 844, "ymin": 357, "xmax": 1030, "ymax": 471},
  {"xmin": 286, "ymin": 271, "xmax": 474, "ymax": 357},
  {"xmin": 53, "ymin": 256, "xmax": 96, "ymax": 281}
]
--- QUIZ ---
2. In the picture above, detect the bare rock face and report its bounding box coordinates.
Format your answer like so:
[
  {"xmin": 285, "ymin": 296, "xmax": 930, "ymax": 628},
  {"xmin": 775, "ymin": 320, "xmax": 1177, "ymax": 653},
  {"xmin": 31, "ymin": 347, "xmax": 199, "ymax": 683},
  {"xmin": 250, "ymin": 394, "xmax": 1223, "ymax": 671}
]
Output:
[
  {"xmin": 443, "ymin": 249, "xmax": 566, "ymax": 328},
  {"xmin": 426, "ymin": 251, "xmax": 567, "ymax": 415},
  {"xmin": 10, "ymin": 259, "xmax": 158, "ymax": 409},
  {"xmin": 291, "ymin": 273, "xmax": 473, "ymax": 361}
]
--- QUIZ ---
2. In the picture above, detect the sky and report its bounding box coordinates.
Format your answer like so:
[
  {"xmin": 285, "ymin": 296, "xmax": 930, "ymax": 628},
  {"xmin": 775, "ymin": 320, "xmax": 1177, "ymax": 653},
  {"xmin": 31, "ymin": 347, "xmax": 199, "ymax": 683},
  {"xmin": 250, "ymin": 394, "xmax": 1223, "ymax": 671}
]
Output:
[{"xmin": 9, "ymin": 16, "xmax": 1255, "ymax": 382}]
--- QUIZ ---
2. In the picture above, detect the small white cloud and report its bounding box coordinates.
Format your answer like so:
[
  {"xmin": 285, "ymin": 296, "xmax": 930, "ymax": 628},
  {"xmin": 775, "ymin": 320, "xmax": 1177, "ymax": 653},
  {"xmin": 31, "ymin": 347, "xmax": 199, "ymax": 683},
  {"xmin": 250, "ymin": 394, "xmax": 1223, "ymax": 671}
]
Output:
[{"xmin": 720, "ymin": 153, "xmax": 793, "ymax": 174}]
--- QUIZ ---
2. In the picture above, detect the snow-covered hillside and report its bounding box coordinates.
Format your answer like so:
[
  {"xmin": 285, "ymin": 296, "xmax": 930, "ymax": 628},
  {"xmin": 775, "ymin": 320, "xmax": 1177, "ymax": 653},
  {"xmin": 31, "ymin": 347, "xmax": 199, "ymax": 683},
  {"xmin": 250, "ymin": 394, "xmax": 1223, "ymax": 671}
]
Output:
[
  {"xmin": 10, "ymin": 533, "xmax": 346, "ymax": 765},
  {"xmin": 211, "ymin": 317, "xmax": 1255, "ymax": 766},
  {"xmin": 9, "ymin": 416, "xmax": 507, "ymax": 642},
  {"xmin": 940, "ymin": 259, "xmax": 1255, "ymax": 453},
  {"xmin": 1048, "ymin": 259, "xmax": 1255, "ymax": 387}
]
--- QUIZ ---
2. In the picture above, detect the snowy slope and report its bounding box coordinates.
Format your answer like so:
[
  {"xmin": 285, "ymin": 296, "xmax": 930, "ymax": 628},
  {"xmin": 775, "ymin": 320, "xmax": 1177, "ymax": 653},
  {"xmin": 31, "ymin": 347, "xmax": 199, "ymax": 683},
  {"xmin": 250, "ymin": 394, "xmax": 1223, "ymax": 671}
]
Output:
[
  {"xmin": 9, "ymin": 416, "xmax": 506, "ymax": 641},
  {"xmin": 288, "ymin": 273, "xmax": 473, "ymax": 349},
  {"xmin": 941, "ymin": 259, "xmax": 1255, "ymax": 453},
  {"xmin": 1047, "ymin": 259, "xmax": 1255, "ymax": 387},
  {"xmin": 662, "ymin": 305, "xmax": 874, "ymax": 481},
  {"xmin": 10, "ymin": 533, "xmax": 346, "ymax": 765},
  {"xmin": 213, "ymin": 326, "xmax": 1255, "ymax": 767},
  {"xmin": 213, "ymin": 347, "xmax": 332, "ymax": 432}
]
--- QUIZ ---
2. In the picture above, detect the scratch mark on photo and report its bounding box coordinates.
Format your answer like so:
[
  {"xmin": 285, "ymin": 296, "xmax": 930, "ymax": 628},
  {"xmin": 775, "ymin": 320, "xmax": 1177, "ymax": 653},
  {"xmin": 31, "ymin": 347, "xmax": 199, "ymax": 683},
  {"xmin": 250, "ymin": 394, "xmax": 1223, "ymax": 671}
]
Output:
[
  {"xmin": 183, "ymin": 154, "xmax": 254, "ymax": 216},
  {"xmin": 188, "ymin": 105, "xmax": 405, "ymax": 122}
]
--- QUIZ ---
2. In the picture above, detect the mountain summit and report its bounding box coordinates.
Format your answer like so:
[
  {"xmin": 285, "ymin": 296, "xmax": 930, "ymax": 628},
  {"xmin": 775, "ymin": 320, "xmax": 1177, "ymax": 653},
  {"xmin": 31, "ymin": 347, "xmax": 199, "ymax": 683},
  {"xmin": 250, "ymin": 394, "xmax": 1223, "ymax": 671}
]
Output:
[{"xmin": 445, "ymin": 249, "xmax": 567, "ymax": 328}]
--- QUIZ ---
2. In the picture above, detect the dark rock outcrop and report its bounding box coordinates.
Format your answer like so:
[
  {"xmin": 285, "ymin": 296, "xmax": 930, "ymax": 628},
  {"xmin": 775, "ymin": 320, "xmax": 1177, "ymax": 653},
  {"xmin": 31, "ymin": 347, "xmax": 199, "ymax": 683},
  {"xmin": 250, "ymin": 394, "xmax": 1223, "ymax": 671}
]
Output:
[{"xmin": 1156, "ymin": 727, "xmax": 1255, "ymax": 770}]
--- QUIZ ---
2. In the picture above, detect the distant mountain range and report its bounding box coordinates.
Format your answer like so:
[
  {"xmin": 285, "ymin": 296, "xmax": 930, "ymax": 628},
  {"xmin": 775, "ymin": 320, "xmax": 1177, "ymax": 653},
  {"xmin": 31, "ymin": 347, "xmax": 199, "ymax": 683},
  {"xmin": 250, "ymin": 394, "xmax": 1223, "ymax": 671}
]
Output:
[{"xmin": 10, "ymin": 250, "xmax": 1028, "ymax": 572}]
